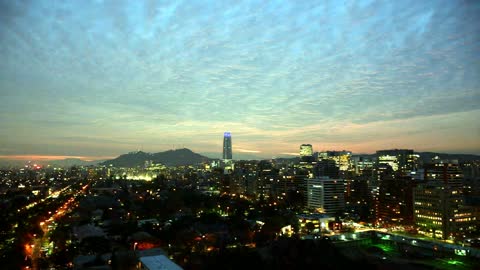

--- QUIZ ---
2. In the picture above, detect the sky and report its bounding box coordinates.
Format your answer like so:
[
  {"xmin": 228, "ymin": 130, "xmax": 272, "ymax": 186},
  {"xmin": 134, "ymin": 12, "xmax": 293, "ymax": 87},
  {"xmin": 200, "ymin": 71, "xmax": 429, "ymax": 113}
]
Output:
[{"xmin": 0, "ymin": 0, "xmax": 479, "ymax": 160}]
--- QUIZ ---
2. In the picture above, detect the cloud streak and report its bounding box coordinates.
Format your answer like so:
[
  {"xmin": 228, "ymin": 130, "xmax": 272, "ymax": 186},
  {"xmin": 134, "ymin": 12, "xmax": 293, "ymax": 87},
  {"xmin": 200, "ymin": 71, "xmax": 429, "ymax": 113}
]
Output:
[{"xmin": 236, "ymin": 149, "xmax": 261, "ymax": 153}]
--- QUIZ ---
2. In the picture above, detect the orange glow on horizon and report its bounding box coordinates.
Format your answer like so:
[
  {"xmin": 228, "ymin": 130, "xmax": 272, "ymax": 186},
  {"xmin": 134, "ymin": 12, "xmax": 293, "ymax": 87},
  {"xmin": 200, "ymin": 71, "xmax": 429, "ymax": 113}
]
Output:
[{"xmin": 0, "ymin": 155, "xmax": 114, "ymax": 161}]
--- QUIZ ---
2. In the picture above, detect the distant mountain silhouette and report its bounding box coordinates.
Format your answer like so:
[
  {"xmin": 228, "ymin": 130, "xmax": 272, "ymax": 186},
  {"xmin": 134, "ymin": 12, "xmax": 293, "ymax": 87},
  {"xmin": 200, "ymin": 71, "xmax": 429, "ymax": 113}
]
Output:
[
  {"xmin": 353, "ymin": 151, "xmax": 480, "ymax": 163},
  {"xmin": 101, "ymin": 148, "xmax": 211, "ymax": 167},
  {"xmin": 415, "ymin": 152, "xmax": 480, "ymax": 163},
  {"xmin": 0, "ymin": 158, "xmax": 102, "ymax": 168},
  {"xmin": 48, "ymin": 158, "xmax": 104, "ymax": 167},
  {"xmin": 201, "ymin": 152, "xmax": 267, "ymax": 160}
]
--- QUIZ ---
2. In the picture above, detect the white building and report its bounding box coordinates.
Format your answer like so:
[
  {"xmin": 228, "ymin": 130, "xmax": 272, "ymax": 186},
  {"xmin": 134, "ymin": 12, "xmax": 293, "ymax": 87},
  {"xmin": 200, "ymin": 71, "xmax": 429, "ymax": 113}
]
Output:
[{"xmin": 305, "ymin": 177, "xmax": 345, "ymax": 215}]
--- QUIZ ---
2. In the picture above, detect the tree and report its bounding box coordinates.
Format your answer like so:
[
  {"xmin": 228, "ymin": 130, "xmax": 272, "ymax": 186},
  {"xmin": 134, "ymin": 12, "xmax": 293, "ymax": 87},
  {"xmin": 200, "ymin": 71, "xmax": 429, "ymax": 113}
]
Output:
[
  {"xmin": 305, "ymin": 222, "xmax": 315, "ymax": 234},
  {"xmin": 79, "ymin": 236, "xmax": 110, "ymax": 254}
]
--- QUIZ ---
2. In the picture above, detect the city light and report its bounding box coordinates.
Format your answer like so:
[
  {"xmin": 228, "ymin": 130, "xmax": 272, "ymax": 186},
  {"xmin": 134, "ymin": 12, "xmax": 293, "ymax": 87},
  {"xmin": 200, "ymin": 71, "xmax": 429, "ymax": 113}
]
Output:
[{"xmin": 0, "ymin": 1, "xmax": 479, "ymax": 269}]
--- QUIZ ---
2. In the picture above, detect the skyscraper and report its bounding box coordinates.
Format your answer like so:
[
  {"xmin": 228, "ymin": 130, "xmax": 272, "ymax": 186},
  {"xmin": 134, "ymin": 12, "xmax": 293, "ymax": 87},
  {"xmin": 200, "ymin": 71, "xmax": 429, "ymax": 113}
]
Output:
[
  {"xmin": 377, "ymin": 174, "xmax": 415, "ymax": 226},
  {"xmin": 305, "ymin": 176, "xmax": 345, "ymax": 215},
  {"xmin": 318, "ymin": 150, "xmax": 352, "ymax": 171},
  {"xmin": 300, "ymin": 144, "xmax": 313, "ymax": 158},
  {"xmin": 300, "ymin": 144, "xmax": 314, "ymax": 163},
  {"xmin": 223, "ymin": 132, "xmax": 232, "ymax": 160},
  {"xmin": 376, "ymin": 149, "xmax": 419, "ymax": 173},
  {"xmin": 414, "ymin": 159, "xmax": 477, "ymax": 240},
  {"xmin": 306, "ymin": 177, "xmax": 324, "ymax": 212}
]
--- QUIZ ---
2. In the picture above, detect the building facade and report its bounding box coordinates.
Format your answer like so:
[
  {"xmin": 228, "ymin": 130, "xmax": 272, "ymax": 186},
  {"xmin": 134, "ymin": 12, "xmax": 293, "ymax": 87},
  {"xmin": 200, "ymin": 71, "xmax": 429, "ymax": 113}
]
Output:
[
  {"xmin": 222, "ymin": 132, "xmax": 232, "ymax": 160},
  {"xmin": 377, "ymin": 175, "xmax": 415, "ymax": 226},
  {"xmin": 414, "ymin": 160, "xmax": 477, "ymax": 240},
  {"xmin": 305, "ymin": 177, "xmax": 345, "ymax": 216},
  {"xmin": 376, "ymin": 149, "xmax": 418, "ymax": 173},
  {"xmin": 318, "ymin": 151, "xmax": 352, "ymax": 172},
  {"xmin": 300, "ymin": 144, "xmax": 315, "ymax": 163}
]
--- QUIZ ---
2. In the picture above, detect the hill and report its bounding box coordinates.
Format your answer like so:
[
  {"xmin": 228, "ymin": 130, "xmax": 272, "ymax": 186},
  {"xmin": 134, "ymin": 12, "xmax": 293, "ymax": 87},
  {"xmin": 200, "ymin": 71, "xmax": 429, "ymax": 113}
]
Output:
[{"xmin": 101, "ymin": 148, "xmax": 211, "ymax": 167}]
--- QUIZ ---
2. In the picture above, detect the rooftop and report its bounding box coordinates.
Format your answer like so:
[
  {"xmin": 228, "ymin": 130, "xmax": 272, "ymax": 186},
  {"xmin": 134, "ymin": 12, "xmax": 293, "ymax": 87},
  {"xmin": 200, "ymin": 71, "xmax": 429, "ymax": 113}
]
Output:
[{"xmin": 139, "ymin": 255, "xmax": 183, "ymax": 270}]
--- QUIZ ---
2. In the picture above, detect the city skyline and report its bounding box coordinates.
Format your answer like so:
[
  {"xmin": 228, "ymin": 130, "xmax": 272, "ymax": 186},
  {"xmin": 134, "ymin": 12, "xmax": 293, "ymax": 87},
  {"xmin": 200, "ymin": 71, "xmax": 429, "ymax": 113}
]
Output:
[{"xmin": 1, "ymin": 1, "xmax": 479, "ymax": 160}]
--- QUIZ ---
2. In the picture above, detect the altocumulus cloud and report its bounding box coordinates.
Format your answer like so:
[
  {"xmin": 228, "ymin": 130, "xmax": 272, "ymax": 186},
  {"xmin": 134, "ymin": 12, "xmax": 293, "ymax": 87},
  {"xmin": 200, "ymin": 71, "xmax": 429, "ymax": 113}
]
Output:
[{"xmin": 0, "ymin": 0, "xmax": 479, "ymax": 158}]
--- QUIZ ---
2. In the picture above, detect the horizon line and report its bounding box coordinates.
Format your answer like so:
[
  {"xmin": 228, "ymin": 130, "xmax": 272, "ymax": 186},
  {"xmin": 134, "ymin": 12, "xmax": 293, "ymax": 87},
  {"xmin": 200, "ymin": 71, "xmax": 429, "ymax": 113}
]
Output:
[{"xmin": 1, "ymin": 149, "xmax": 479, "ymax": 162}]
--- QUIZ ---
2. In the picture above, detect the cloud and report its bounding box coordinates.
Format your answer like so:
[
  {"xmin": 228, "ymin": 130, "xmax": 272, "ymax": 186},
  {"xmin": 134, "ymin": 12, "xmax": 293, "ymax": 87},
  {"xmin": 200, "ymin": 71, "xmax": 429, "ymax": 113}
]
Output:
[
  {"xmin": 0, "ymin": 0, "xmax": 479, "ymax": 157},
  {"xmin": 236, "ymin": 148, "xmax": 261, "ymax": 153},
  {"xmin": 280, "ymin": 153, "xmax": 299, "ymax": 156}
]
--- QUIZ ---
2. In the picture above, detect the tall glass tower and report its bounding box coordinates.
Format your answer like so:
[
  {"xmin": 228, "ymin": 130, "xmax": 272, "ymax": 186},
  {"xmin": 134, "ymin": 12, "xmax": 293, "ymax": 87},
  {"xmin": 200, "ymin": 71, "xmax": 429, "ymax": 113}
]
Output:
[{"xmin": 223, "ymin": 132, "xmax": 232, "ymax": 160}]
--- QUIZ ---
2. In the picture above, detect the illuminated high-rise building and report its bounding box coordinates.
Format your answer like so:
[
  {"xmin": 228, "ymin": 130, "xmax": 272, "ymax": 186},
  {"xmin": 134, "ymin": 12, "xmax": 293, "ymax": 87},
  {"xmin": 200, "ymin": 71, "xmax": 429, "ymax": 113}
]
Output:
[
  {"xmin": 318, "ymin": 150, "xmax": 352, "ymax": 171},
  {"xmin": 305, "ymin": 177, "xmax": 345, "ymax": 215},
  {"xmin": 306, "ymin": 177, "xmax": 323, "ymax": 212},
  {"xmin": 300, "ymin": 144, "xmax": 315, "ymax": 163},
  {"xmin": 344, "ymin": 177, "xmax": 372, "ymax": 221},
  {"xmin": 376, "ymin": 149, "xmax": 418, "ymax": 173},
  {"xmin": 300, "ymin": 144, "xmax": 313, "ymax": 157},
  {"xmin": 377, "ymin": 154, "xmax": 399, "ymax": 171},
  {"xmin": 223, "ymin": 132, "xmax": 232, "ymax": 160},
  {"xmin": 414, "ymin": 159, "xmax": 477, "ymax": 240},
  {"xmin": 377, "ymin": 174, "xmax": 415, "ymax": 226},
  {"xmin": 352, "ymin": 156, "xmax": 374, "ymax": 175}
]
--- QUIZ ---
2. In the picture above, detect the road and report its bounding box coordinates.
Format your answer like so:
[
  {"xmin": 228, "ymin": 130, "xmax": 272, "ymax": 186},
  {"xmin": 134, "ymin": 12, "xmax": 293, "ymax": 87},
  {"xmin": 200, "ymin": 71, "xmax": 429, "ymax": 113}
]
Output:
[{"xmin": 30, "ymin": 183, "xmax": 89, "ymax": 270}]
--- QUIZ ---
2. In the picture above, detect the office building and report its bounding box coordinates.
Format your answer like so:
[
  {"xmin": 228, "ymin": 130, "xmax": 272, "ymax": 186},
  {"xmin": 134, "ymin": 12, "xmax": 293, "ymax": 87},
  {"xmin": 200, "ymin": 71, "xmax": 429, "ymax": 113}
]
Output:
[
  {"xmin": 300, "ymin": 144, "xmax": 313, "ymax": 157},
  {"xmin": 222, "ymin": 132, "xmax": 234, "ymax": 174},
  {"xmin": 306, "ymin": 178, "xmax": 323, "ymax": 212},
  {"xmin": 314, "ymin": 159, "xmax": 339, "ymax": 178},
  {"xmin": 223, "ymin": 132, "xmax": 232, "ymax": 160},
  {"xmin": 414, "ymin": 160, "xmax": 477, "ymax": 240},
  {"xmin": 300, "ymin": 144, "xmax": 315, "ymax": 163},
  {"xmin": 376, "ymin": 149, "xmax": 419, "ymax": 173},
  {"xmin": 305, "ymin": 177, "xmax": 345, "ymax": 215},
  {"xmin": 352, "ymin": 156, "xmax": 375, "ymax": 175},
  {"xmin": 377, "ymin": 175, "xmax": 416, "ymax": 225},
  {"xmin": 344, "ymin": 176, "xmax": 373, "ymax": 222},
  {"xmin": 318, "ymin": 151, "xmax": 352, "ymax": 171}
]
